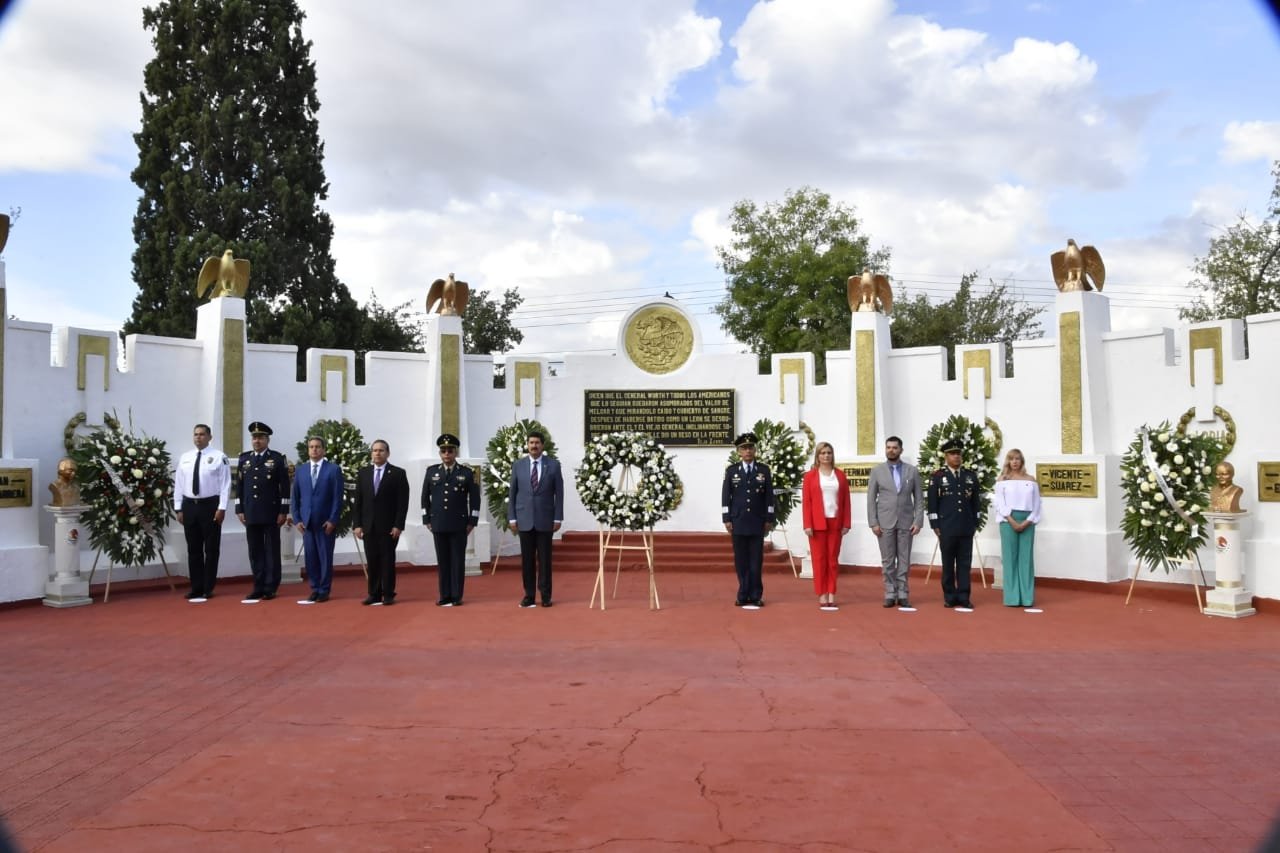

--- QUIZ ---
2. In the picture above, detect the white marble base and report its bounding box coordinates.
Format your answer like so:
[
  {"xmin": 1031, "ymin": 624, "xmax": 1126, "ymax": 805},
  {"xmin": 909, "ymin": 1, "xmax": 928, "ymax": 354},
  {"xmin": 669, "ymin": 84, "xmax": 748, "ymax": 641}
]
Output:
[
  {"xmin": 1204, "ymin": 586, "xmax": 1256, "ymax": 619},
  {"xmin": 43, "ymin": 575, "xmax": 91, "ymax": 608}
]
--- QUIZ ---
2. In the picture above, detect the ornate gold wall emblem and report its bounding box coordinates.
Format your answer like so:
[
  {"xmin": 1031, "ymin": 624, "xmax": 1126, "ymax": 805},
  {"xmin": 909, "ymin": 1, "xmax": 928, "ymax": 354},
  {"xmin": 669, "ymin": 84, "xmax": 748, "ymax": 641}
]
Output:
[{"xmin": 624, "ymin": 305, "xmax": 694, "ymax": 374}]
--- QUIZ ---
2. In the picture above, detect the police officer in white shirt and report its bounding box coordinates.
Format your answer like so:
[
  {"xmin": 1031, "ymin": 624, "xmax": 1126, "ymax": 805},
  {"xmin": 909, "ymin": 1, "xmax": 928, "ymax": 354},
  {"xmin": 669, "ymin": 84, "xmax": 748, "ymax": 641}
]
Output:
[{"xmin": 174, "ymin": 423, "xmax": 231, "ymax": 602}]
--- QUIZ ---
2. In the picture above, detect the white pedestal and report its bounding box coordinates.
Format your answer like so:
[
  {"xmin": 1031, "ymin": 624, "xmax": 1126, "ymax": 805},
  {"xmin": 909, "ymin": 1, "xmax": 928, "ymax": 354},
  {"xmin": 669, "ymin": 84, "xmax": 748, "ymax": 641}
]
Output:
[
  {"xmin": 1203, "ymin": 511, "xmax": 1254, "ymax": 618},
  {"xmin": 44, "ymin": 505, "xmax": 91, "ymax": 608}
]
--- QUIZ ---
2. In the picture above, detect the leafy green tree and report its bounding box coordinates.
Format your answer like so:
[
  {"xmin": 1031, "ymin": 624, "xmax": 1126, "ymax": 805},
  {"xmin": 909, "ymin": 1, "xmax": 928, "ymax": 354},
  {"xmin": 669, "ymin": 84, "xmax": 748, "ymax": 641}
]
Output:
[
  {"xmin": 890, "ymin": 273, "xmax": 1044, "ymax": 377},
  {"xmin": 463, "ymin": 288, "xmax": 524, "ymax": 354},
  {"xmin": 714, "ymin": 187, "xmax": 889, "ymax": 380},
  {"xmin": 126, "ymin": 0, "xmax": 415, "ymax": 375},
  {"xmin": 1181, "ymin": 160, "xmax": 1280, "ymax": 323},
  {"xmin": 352, "ymin": 293, "xmax": 423, "ymax": 383}
]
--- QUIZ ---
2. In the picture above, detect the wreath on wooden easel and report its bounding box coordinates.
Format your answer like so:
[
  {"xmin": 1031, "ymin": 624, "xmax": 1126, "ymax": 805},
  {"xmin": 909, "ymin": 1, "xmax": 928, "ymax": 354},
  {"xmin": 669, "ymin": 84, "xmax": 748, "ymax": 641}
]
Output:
[{"xmin": 575, "ymin": 431, "xmax": 682, "ymax": 531}]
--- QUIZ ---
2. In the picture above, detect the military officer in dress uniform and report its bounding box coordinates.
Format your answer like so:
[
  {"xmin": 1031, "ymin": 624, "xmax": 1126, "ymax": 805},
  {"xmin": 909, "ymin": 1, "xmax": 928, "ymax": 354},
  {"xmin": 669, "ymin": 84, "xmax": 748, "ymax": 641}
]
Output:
[
  {"xmin": 235, "ymin": 422, "xmax": 291, "ymax": 602},
  {"xmin": 927, "ymin": 437, "xmax": 982, "ymax": 610},
  {"xmin": 422, "ymin": 433, "xmax": 481, "ymax": 607},
  {"xmin": 721, "ymin": 431, "xmax": 775, "ymax": 610}
]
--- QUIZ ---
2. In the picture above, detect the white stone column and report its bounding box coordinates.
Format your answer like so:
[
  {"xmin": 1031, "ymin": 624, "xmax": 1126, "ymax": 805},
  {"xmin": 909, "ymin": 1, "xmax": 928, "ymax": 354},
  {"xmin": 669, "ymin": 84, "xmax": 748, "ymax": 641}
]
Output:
[
  {"xmin": 1203, "ymin": 511, "xmax": 1254, "ymax": 618},
  {"xmin": 44, "ymin": 505, "xmax": 91, "ymax": 607}
]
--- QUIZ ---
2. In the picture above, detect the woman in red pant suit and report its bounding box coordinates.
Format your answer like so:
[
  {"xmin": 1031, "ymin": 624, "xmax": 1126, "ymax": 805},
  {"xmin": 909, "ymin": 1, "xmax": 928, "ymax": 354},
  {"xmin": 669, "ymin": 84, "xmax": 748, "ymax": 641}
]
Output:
[{"xmin": 802, "ymin": 441, "xmax": 852, "ymax": 610}]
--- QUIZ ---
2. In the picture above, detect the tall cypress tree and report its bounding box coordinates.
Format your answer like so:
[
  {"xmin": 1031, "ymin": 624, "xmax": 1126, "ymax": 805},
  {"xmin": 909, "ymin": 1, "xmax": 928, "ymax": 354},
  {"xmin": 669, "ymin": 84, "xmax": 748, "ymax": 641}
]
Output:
[{"xmin": 126, "ymin": 0, "xmax": 362, "ymax": 373}]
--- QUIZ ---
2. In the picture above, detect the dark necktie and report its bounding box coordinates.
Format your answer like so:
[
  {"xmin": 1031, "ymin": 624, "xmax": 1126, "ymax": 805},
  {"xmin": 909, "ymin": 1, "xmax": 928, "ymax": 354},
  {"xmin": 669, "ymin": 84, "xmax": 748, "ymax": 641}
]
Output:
[
  {"xmin": 530, "ymin": 461, "xmax": 540, "ymax": 492},
  {"xmin": 374, "ymin": 466, "xmax": 383, "ymax": 495},
  {"xmin": 193, "ymin": 450, "xmax": 202, "ymax": 495}
]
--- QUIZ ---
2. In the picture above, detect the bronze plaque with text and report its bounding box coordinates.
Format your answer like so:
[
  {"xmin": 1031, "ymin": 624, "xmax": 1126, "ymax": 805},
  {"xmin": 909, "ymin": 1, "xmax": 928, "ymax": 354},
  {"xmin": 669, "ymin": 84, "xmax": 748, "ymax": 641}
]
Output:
[
  {"xmin": 837, "ymin": 463, "xmax": 874, "ymax": 493},
  {"xmin": 1036, "ymin": 463, "xmax": 1097, "ymax": 498},
  {"xmin": 0, "ymin": 467, "xmax": 34, "ymax": 508},
  {"xmin": 584, "ymin": 389, "xmax": 734, "ymax": 446},
  {"xmin": 1258, "ymin": 462, "xmax": 1280, "ymax": 503}
]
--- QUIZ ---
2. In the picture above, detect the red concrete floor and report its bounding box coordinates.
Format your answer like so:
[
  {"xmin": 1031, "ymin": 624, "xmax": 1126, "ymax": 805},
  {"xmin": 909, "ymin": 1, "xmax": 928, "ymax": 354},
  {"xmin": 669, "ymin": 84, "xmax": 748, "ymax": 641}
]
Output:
[{"xmin": 2, "ymin": 563, "xmax": 1278, "ymax": 852}]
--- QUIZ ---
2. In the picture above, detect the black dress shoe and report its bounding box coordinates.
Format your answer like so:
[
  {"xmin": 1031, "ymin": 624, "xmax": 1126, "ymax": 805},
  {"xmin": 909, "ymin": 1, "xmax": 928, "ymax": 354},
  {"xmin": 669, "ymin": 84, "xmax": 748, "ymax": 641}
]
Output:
[
  {"xmin": 519, "ymin": 596, "xmax": 535, "ymax": 608},
  {"xmin": 262, "ymin": 592, "xmax": 276, "ymax": 600},
  {"xmin": 898, "ymin": 599, "xmax": 911, "ymax": 608},
  {"xmin": 883, "ymin": 600, "xmax": 896, "ymax": 608},
  {"xmin": 185, "ymin": 590, "xmax": 199, "ymax": 600},
  {"xmin": 362, "ymin": 596, "xmax": 379, "ymax": 606},
  {"xmin": 382, "ymin": 597, "xmax": 395, "ymax": 606},
  {"xmin": 308, "ymin": 591, "xmax": 319, "ymax": 602},
  {"xmin": 960, "ymin": 601, "xmax": 974, "ymax": 610},
  {"xmin": 315, "ymin": 592, "xmax": 329, "ymax": 603},
  {"xmin": 541, "ymin": 600, "xmax": 553, "ymax": 608},
  {"xmin": 944, "ymin": 601, "xmax": 955, "ymax": 608},
  {"xmin": 436, "ymin": 598, "xmax": 452, "ymax": 607},
  {"xmin": 735, "ymin": 599, "xmax": 746, "ymax": 607},
  {"xmin": 754, "ymin": 599, "xmax": 765, "ymax": 608},
  {"xmin": 451, "ymin": 599, "xmax": 463, "ymax": 607}
]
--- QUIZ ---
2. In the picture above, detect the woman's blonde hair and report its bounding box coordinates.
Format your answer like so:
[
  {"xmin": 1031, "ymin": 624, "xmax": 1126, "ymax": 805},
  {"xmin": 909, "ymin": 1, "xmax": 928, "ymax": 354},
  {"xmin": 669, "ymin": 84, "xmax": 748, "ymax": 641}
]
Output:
[
  {"xmin": 812, "ymin": 441, "xmax": 835, "ymax": 469},
  {"xmin": 999, "ymin": 448, "xmax": 1027, "ymax": 481}
]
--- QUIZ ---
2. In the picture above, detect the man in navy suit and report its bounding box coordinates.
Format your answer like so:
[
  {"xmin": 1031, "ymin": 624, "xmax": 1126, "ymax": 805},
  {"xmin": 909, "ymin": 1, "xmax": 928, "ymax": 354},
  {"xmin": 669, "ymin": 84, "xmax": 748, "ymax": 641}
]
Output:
[
  {"xmin": 291, "ymin": 435, "xmax": 344, "ymax": 603},
  {"xmin": 722, "ymin": 431, "xmax": 775, "ymax": 609},
  {"xmin": 353, "ymin": 439, "xmax": 410, "ymax": 606},
  {"xmin": 507, "ymin": 430, "xmax": 564, "ymax": 607}
]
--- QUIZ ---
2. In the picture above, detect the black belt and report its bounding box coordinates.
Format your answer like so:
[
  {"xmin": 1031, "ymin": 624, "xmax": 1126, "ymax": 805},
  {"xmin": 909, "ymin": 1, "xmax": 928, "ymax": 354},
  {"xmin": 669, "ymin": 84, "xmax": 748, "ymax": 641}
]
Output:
[{"xmin": 184, "ymin": 496, "xmax": 219, "ymax": 504}]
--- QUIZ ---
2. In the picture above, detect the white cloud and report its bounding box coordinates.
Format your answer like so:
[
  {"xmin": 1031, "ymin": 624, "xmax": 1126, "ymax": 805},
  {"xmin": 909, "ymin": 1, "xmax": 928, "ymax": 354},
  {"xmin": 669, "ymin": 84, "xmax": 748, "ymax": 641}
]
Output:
[
  {"xmin": 1220, "ymin": 121, "xmax": 1280, "ymax": 164},
  {"xmin": 0, "ymin": 1, "xmax": 149, "ymax": 172}
]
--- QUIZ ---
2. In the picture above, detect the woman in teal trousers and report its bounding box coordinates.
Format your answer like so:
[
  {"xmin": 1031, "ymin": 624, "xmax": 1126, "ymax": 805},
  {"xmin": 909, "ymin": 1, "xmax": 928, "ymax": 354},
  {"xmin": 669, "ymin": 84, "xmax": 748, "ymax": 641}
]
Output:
[{"xmin": 994, "ymin": 449, "xmax": 1041, "ymax": 607}]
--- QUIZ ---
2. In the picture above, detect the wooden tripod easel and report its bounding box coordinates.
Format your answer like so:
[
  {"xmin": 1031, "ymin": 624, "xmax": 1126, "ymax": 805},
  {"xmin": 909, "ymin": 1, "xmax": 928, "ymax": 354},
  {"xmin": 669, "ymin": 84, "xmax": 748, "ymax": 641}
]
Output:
[
  {"xmin": 590, "ymin": 526, "xmax": 659, "ymax": 611},
  {"xmin": 87, "ymin": 551, "xmax": 176, "ymax": 603},
  {"xmin": 924, "ymin": 538, "xmax": 990, "ymax": 588},
  {"xmin": 589, "ymin": 465, "xmax": 660, "ymax": 610},
  {"xmin": 1124, "ymin": 555, "xmax": 1208, "ymax": 613}
]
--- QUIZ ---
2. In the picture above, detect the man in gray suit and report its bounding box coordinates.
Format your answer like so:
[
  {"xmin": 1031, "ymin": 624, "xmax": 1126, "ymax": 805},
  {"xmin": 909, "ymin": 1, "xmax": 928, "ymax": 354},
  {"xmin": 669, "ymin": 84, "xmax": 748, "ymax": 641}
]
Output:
[
  {"xmin": 508, "ymin": 430, "xmax": 564, "ymax": 608},
  {"xmin": 866, "ymin": 435, "xmax": 924, "ymax": 608}
]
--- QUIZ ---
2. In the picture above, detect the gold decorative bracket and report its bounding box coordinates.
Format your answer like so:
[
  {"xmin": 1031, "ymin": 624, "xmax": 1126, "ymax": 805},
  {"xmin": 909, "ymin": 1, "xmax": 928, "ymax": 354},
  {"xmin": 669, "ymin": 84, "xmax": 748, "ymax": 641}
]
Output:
[
  {"xmin": 319, "ymin": 354, "xmax": 348, "ymax": 402},
  {"xmin": 77, "ymin": 334, "xmax": 111, "ymax": 391}
]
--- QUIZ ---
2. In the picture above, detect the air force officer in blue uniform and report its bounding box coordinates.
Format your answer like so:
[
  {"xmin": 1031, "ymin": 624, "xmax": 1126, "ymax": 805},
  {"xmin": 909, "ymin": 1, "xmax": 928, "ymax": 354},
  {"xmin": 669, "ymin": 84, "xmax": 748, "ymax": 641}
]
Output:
[
  {"xmin": 721, "ymin": 432, "xmax": 775, "ymax": 609},
  {"xmin": 235, "ymin": 421, "xmax": 291, "ymax": 602},
  {"xmin": 421, "ymin": 433, "xmax": 481, "ymax": 607},
  {"xmin": 927, "ymin": 438, "xmax": 982, "ymax": 610}
]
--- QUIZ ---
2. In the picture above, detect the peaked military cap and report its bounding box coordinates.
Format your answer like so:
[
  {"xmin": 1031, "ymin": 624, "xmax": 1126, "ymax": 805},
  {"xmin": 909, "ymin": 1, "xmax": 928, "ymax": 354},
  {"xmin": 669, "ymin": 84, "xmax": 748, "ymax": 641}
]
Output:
[
  {"xmin": 436, "ymin": 433, "xmax": 460, "ymax": 449},
  {"xmin": 941, "ymin": 438, "xmax": 963, "ymax": 453},
  {"xmin": 248, "ymin": 421, "xmax": 273, "ymax": 436},
  {"xmin": 734, "ymin": 432, "xmax": 758, "ymax": 448}
]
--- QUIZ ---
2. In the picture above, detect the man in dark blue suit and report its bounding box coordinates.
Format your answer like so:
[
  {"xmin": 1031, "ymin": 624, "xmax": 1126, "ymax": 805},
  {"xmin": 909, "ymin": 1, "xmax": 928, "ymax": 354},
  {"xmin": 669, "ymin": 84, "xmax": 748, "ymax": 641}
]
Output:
[
  {"xmin": 507, "ymin": 430, "xmax": 564, "ymax": 607},
  {"xmin": 235, "ymin": 421, "xmax": 291, "ymax": 602},
  {"xmin": 354, "ymin": 439, "xmax": 410, "ymax": 606},
  {"xmin": 927, "ymin": 437, "xmax": 982, "ymax": 610},
  {"xmin": 290, "ymin": 435, "xmax": 344, "ymax": 603},
  {"xmin": 422, "ymin": 433, "xmax": 481, "ymax": 607},
  {"xmin": 722, "ymin": 431, "xmax": 775, "ymax": 609}
]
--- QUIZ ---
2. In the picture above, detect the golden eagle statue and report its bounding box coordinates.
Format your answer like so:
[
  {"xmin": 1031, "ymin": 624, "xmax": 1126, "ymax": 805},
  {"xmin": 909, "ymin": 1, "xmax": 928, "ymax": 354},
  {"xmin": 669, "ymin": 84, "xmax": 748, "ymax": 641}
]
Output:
[
  {"xmin": 1050, "ymin": 239, "xmax": 1105, "ymax": 292},
  {"xmin": 196, "ymin": 249, "xmax": 251, "ymax": 299},
  {"xmin": 426, "ymin": 272, "xmax": 470, "ymax": 316},
  {"xmin": 847, "ymin": 270, "xmax": 892, "ymax": 314}
]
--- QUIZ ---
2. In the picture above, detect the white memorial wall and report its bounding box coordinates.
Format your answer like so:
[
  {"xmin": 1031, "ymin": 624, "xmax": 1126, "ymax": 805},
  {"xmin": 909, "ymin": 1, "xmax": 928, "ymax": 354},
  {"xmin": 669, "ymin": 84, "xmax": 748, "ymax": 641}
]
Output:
[{"xmin": 0, "ymin": 258, "xmax": 1276, "ymax": 605}]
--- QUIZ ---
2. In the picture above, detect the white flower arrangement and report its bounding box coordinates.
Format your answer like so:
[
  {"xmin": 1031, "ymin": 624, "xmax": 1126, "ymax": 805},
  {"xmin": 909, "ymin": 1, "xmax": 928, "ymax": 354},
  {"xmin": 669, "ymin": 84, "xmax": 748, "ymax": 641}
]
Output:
[
  {"xmin": 1120, "ymin": 420, "xmax": 1221, "ymax": 572},
  {"xmin": 916, "ymin": 414, "xmax": 1000, "ymax": 528},
  {"xmin": 576, "ymin": 431, "xmax": 682, "ymax": 531},
  {"xmin": 484, "ymin": 419, "xmax": 558, "ymax": 526},
  {"xmin": 69, "ymin": 415, "xmax": 174, "ymax": 568},
  {"xmin": 722, "ymin": 418, "xmax": 809, "ymax": 525}
]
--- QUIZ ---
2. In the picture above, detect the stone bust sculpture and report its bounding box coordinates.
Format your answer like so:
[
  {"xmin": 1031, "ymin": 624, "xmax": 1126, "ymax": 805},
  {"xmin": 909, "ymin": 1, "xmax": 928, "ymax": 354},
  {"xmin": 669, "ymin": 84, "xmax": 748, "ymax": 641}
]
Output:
[
  {"xmin": 48, "ymin": 457, "xmax": 82, "ymax": 507},
  {"xmin": 1209, "ymin": 461, "xmax": 1243, "ymax": 513}
]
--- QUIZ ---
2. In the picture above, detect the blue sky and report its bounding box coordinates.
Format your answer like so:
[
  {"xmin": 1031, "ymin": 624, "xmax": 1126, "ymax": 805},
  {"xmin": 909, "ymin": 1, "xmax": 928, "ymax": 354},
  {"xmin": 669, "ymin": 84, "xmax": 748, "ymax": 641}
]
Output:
[{"xmin": 1, "ymin": 0, "xmax": 1278, "ymax": 358}]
